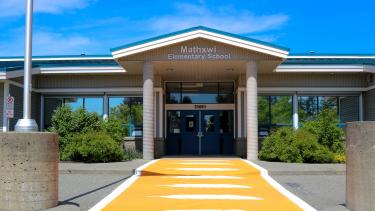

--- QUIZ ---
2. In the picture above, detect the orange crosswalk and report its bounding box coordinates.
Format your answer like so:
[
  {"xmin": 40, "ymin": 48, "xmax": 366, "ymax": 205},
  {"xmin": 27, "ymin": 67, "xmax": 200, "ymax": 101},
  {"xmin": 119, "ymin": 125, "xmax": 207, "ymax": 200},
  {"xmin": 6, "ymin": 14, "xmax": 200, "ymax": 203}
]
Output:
[{"xmin": 90, "ymin": 159, "xmax": 316, "ymax": 211}]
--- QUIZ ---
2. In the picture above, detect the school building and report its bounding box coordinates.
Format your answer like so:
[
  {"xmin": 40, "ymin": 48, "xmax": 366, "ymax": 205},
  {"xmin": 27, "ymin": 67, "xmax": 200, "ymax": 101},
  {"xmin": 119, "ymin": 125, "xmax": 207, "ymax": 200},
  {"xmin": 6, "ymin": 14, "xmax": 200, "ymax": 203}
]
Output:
[{"xmin": 0, "ymin": 26, "xmax": 374, "ymax": 159}]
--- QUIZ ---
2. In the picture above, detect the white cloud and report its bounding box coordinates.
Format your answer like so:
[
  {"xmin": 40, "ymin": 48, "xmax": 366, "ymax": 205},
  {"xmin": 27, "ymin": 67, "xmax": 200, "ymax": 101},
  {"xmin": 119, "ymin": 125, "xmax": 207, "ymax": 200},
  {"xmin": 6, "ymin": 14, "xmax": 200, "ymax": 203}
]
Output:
[
  {"xmin": 33, "ymin": 31, "xmax": 92, "ymax": 55},
  {"xmin": 0, "ymin": 30, "xmax": 92, "ymax": 56},
  {"xmin": 0, "ymin": 0, "xmax": 93, "ymax": 17},
  {"xmin": 148, "ymin": 2, "xmax": 288, "ymax": 35}
]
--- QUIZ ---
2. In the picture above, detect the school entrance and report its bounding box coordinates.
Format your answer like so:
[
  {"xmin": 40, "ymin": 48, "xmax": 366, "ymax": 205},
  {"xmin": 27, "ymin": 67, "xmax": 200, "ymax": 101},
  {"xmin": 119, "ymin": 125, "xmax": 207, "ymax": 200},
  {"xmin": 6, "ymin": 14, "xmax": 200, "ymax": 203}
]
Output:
[
  {"xmin": 165, "ymin": 82, "xmax": 235, "ymax": 155},
  {"xmin": 166, "ymin": 109, "xmax": 234, "ymax": 155},
  {"xmin": 112, "ymin": 26, "xmax": 289, "ymax": 159}
]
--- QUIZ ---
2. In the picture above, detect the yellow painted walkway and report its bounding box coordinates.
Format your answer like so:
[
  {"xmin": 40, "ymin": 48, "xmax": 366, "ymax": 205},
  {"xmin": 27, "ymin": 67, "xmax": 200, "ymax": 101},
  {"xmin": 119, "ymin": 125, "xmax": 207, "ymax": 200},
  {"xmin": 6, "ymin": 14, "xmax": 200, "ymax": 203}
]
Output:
[{"xmin": 91, "ymin": 159, "xmax": 316, "ymax": 211}]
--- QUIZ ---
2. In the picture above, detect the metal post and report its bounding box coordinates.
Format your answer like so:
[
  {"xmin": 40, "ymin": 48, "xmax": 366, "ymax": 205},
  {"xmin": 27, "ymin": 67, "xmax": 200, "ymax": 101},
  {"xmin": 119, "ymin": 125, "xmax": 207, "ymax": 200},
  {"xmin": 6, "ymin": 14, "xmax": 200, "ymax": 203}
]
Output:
[
  {"xmin": 2, "ymin": 82, "xmax": 9, "ymax": 132},
  {"xmin": 15, "ymin": 0, "xmax": 38, "ymax": 132},
  {"xmin": 103, "ymin": 93, "xmax": 109, "ymax": 120},
  {"xmin": 293, "ymin": 93, "xmax": 299, "ymax": 129}
]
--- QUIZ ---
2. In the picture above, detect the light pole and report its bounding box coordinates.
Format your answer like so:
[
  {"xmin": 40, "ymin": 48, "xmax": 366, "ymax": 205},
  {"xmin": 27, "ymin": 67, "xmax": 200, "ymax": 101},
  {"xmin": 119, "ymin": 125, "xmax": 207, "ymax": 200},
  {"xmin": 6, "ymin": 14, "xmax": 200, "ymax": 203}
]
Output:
[{"xmin": 15, "ymin": 0, "xmax": 38, "ymax": 132}]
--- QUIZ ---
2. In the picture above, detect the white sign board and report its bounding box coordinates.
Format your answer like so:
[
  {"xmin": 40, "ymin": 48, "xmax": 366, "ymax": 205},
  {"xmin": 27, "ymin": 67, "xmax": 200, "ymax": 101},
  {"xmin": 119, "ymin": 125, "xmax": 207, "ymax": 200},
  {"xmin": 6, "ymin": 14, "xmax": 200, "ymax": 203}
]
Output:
[
  {"xmin": 6, "ymin": 96, "xmax": 14, "ymax": 118},
  {"xmin": 167, "ymin": 46, "xmax": 231, "ymax": 61}
]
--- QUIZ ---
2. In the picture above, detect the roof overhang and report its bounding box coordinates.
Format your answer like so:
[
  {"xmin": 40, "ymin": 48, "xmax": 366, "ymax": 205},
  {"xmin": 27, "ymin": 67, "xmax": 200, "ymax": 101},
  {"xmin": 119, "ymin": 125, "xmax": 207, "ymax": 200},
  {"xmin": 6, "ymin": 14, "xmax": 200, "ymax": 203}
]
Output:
[
  {"xmin": 0, "ymin": 66, "xmax": 126, "ymax": 79},
  {"xmin": 111, "ymin": 26, "xmax": 290, "ymax": 59},
  {"xmin": 275, "ymin": 64, "xmax": 375, "ymax": 73},
  {"xmin": 39, "ymin": 66, "xmax": 126, "ymax": 74},
  {"xmin": 0, "ymin": 55, "xmax": 113, "ymax": 62}
]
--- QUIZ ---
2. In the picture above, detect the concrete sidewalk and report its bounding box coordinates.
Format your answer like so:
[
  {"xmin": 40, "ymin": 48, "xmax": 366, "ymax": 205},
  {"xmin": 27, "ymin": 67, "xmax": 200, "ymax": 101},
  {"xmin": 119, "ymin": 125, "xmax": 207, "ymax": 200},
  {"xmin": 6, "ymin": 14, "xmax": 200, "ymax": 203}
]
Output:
[
  {"xmin": 48, "ymin": 159, "xmax": 347, "ymax": 211},
  {"xmin": 59, "ymin": 159, "xmax": 346, "ymax": 176},
  {"xmin": 59, "ymin": 159, "xmax": 149, "ymax": 175},
  {"xmin": 254, "ymin": 160, "xmax": 346, "ymax": 175}
]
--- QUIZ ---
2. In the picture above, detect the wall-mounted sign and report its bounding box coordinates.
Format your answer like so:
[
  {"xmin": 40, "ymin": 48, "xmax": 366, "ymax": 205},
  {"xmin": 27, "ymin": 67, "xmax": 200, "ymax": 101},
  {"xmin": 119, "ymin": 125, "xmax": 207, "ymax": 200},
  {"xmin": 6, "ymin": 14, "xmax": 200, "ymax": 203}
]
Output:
[
  {"xmin": 194, "ymin": 104, "xmax": 207, "ymax": 109},
  {"xmin": 165, "ymin": 104, "xmax": 235, "ymax": 111},
  {"xmin": 188, "ymin": 121, "xmax": 194, "ymax": 128},
  {"xmin": 167, "ymin": 46, "xmax": 231, "ymax": 61},
  {"xmin": 6, "ymin": 96, "xmax": 14, "ymax": 118}
]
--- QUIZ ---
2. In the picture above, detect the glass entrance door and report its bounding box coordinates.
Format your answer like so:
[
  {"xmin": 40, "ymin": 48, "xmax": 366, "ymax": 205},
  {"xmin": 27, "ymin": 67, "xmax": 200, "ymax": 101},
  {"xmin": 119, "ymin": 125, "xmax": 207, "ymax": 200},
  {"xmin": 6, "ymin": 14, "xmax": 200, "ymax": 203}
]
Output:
[
  {"xmin": 166, "ymin": 110, "xmax": 234, "ymax": 155},
  {"xmin": 201, "ymin": 110, "xmax": 220, "ymax": 155},
  {"xmin": 180, "ymin": 110, "xmax": 200, "ymax": 154}
]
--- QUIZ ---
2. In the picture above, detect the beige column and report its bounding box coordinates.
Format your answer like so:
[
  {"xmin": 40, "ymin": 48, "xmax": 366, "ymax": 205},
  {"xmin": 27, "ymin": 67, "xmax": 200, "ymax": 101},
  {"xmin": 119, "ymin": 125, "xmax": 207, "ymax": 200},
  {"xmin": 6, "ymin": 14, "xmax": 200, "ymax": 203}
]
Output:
[
  {"xmin": 246, "ymin": 60, "xmax": 258, "ymax": 160},
  {"xmin": 143, "ymin": 61, "xmax": 154, "ymax": 159}
]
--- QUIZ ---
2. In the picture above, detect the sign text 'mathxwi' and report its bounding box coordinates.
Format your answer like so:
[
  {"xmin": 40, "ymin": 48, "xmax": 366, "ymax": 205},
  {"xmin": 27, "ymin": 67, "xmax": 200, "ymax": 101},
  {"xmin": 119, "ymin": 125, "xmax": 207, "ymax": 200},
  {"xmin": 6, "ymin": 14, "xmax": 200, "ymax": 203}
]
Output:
[{"xmin": 167, "ymin": 46, "xmax": 231, "ymax": 61}]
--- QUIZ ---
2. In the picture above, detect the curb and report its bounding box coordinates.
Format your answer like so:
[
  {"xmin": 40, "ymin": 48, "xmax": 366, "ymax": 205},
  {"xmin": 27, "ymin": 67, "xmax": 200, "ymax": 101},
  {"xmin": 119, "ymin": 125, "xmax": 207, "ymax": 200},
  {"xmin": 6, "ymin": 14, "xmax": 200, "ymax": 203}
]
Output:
[
  {"xmin": 58, "ymin": 169, "xmax": 345, "ymax": 176},
  {"xmin": 268, "ymin": 170, "xmax": 345, "ymax": 176},
  {"xmin": 59, "ymin": 169, "xmax": 136, "ymax": 175}
]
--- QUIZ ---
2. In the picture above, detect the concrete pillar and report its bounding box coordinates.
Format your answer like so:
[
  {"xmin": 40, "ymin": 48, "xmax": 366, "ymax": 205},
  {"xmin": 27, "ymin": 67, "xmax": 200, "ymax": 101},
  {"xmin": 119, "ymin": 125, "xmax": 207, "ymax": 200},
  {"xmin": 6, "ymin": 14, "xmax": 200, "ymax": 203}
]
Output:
[
  {"xmin": 293, "ymin": 93, "xmax": 299, "ymax": 129},
  {"xmin": 0, "ymin": 132, "xmax": 59, "ymax": 211},
  {"xmin": 246, "ymin": 60, "xmax": 258, "ymax": 160},
  {"xmin": 346, "ymin": 121, "xmax": 375, "ymax": 211},
  {"xmin": 143, "ymin": 61, "xmax": 154, "ymax": 160}
]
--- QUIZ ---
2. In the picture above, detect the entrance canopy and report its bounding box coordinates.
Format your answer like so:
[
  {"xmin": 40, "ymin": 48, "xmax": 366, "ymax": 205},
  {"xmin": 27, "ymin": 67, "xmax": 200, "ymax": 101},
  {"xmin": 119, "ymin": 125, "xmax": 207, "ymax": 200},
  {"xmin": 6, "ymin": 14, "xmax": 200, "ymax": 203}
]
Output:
[
  {"xmin": 111, "ymin": 26, "xmax": 290, "ymax": 75},
  {"xmin": 110, "ymin": 26, "xmax": 291, "ymax": 160}
]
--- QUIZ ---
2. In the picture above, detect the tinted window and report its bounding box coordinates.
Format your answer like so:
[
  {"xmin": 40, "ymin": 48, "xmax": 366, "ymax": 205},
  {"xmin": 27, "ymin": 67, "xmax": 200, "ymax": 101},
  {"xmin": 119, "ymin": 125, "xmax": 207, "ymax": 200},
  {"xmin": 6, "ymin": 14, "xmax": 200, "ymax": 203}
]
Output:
[
  {"xmin": 203, "ymin": 114, "xmax": 215, "ymax": 132},
  {"xmin": 220, "ymin": 111, "xmax": 233, "ymax": 133},
  {"xmin": 166, "ymin": 82, "xmax": 234, "ymax": 104}
]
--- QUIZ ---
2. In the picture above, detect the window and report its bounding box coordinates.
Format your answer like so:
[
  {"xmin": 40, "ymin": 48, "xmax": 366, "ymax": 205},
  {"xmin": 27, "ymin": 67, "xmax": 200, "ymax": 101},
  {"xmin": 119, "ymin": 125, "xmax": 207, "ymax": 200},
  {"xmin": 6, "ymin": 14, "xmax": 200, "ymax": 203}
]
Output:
[
  {"xmin": 185, "ymin": 115, "xmax": 196, "ymax": 132},
  {"xmin": 109, "ymin": 97, "xmax": 143, "ymax": 137},
  {"xmin": 271, "ymin": 96, "xmax": 293, "ymax": 127},
  {"xmin": 298, "ymin": 95, "xmax": 359, "ymax": 127},
  {"xmin": 298, "ymin": 96, "xmax": 319, "ymax": 122},
  {"xmin": 167, "ymin": 111, "xmax": 181, "ymax": 134},
  {"xmin": 64, "ymin": 97, "xmax": 84, "ymax": 111},
  {"xmin": 44, "ymin": 98, "xmax": 64, "ymax": 129},
  {"xmin": 166, "ymin": 82, "xmax": 234, "ymax": 104},
  {"xmin": 44, "ymin": 96, "xmax": 104, "ymax": 129},
  {"xmin": 220, "ymin": 111, "xmax": 233, "ymax": 133},
  {"xmin": 166, "ymin": 83, "xmax": 181, "ymax": 104},
  {"xmin": 203, "ymin": 114, "xmax": 215, "ymax": 132},
  {"xmin": 339, "ymin": 96, "xmax": 359, "ymax": 126},
  {"xmin": 85, "ymin": 97, "xmax": 104, "ymax": 115},
  {"xmin": 258, "ymin": 95, "xmax": 293, "ymax": 136},
  {"xmin": 299, "ymin": 96, "xmax": 339, "ymax": 122}
]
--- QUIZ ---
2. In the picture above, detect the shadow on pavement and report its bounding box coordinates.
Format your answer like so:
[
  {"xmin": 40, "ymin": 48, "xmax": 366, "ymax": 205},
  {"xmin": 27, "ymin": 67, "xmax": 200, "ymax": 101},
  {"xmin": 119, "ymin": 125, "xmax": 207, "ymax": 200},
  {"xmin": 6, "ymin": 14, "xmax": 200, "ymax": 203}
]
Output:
[{"xmin": 60, "ymin": 175, "xmax": 131, "ymax": 205}]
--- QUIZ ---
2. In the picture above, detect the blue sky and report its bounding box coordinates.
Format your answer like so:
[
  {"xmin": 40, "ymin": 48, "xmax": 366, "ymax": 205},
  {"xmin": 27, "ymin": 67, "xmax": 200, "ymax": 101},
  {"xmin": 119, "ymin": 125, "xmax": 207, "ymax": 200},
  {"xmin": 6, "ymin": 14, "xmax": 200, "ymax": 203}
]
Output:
[{"xmin": 0, "ymin": 0, "xmax": 374, "ymax": 56}]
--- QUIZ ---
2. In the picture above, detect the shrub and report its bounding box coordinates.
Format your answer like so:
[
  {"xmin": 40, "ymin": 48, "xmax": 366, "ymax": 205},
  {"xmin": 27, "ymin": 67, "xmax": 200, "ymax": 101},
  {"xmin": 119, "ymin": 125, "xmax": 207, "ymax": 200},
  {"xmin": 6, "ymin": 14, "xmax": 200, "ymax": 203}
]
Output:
[
  {"xmin": 123, "ymin": 148, "xmax": 142, "ymax": 161},
  {"xmin": 48, "ymin": 105, "xmax": 101, "ymax": 151},
  {"xmin": 302, "ymin": 109, "xmax": 345, "ymax": 153},
  {"xmin": 259, "ymin": 127, "xmax": 334, "ymax": 163},
  {"xmin": 333, "ymin": 153, "xmax": 346, "ymax": 163},
  {"xmin": 259, "ymin": 127, "xmax": 296, "ymax": 162},
  {"xmin": 62, "ymin": 132, "xmax": 124, "ymax": 163},
  {"xmin": 100, "ymin": 118, "xmax": 127, "ymax": 144}
]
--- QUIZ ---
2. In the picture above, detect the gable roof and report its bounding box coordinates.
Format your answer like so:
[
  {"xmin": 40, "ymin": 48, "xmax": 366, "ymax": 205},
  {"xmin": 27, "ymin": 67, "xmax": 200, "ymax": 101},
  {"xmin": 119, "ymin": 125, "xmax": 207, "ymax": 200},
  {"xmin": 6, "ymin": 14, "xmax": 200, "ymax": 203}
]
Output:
[{"xmin": 111, "ymin": 26, "xmax": 290, "ymax": 59}]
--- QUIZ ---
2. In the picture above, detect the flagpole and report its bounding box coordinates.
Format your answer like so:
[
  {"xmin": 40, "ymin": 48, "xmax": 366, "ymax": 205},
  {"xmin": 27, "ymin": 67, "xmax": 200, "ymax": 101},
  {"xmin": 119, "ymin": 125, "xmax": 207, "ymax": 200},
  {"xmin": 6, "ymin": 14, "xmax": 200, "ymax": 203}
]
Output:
[{"xmin": 15, "ymin": 0, "xmax": 38, "ymax": 132}]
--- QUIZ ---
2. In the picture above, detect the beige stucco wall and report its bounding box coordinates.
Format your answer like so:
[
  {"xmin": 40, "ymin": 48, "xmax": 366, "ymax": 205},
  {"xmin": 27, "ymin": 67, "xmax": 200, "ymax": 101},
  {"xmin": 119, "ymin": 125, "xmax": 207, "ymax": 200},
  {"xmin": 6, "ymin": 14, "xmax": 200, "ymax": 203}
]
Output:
[
  {"xmin": 32, "ymin": 74, "xmax": 164, "ymax": 89},
  {"xmin": 237, "ymin": 73, "xmax": 368, "ymax": 88},
  {"xmin": 34, "ymin": 74, "xmax": 143, "ymax": 89}
]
